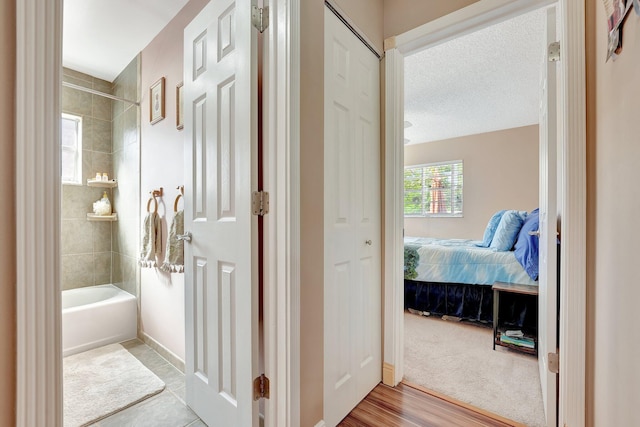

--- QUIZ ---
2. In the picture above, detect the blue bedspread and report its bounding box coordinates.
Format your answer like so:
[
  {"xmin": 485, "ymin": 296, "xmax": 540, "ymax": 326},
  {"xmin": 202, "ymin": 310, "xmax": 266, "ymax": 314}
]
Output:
[{"xmin": 404, "ymin": 236, "xmax": 537, "ymax": 286}]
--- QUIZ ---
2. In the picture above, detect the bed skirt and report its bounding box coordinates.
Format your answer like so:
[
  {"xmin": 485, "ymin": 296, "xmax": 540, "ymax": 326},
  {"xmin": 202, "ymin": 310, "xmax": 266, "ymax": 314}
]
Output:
[{"xmin": 404, "ymin": 280, "xmax": 538, "ymax": 330}]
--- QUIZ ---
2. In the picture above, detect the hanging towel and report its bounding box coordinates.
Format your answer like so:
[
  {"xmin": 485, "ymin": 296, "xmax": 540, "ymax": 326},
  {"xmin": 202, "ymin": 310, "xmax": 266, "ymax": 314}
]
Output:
[
  {"xmin": 161, "ymin": 210, "xmax": 184, "ymax": 273},
  {"xmin": 139, "ymin": 211, "xmax": 162, "ymax": 268}
]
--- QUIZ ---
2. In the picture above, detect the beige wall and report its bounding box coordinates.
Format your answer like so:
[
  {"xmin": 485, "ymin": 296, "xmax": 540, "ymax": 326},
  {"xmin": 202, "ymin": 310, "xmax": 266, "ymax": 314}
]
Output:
[
  {"xmin": 9, "ymin": 2, "xmax": 638, "ymax": 426},
  {"xmin": 404, "ymin": 126, "xmax": 539, "ymax": 240},
  {"xmin": 586, "ymin": 4, "xmax": 640, "ymax": 426},
  {"xmin": 139, "ymin": 0, "xmax": 209, "ymax": 362},
  {"xmin": 383, "ymin": 0, "xmax": 479, "ymax": 39},
  {"xmin": 0, "ymin": 0, "xmax": 15, "ymax": 424}
]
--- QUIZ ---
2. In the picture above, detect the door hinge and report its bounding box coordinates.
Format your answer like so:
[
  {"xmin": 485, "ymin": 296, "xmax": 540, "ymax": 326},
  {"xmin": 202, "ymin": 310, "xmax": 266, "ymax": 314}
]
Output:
[
  {"xmin": 548, "ymin": 41, "xmax": 560, "ymax": 62},
  {"xmin": 252, "ymin": 191, "xmax": 269, "ymax": 216},
  {"xmin": 253, "ymin": 374, "xmax": 270, "ymax": 400},
  {"xmin": 252, "ymin": 6, "xmax": 269, "ymax": 33},
  {"xmin": 548, "ymin": 351, "xmax": 559, "ymax": 374}
]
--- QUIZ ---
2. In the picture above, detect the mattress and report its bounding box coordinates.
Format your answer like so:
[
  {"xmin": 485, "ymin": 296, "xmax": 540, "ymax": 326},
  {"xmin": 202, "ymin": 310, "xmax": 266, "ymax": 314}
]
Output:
[{"xmin": 404, "ymin": 236, "xmax": 537, "ymax": 286}]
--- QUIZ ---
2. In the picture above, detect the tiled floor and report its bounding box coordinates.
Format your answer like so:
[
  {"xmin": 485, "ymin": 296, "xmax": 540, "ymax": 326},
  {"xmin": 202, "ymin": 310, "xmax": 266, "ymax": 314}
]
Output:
[{"xmin": 87, "ymin": 339, "xmax": 206, "ymax": 427}]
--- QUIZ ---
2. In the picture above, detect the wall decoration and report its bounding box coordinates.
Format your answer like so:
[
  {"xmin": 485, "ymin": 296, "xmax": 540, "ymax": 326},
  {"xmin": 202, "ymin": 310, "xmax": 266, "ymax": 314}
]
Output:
[
  {"xmin": 150, "ymin": 77, "xmax": 165, "ymax": 124},
  {"xmin": 176, "ymin": 82, "xmax": 184, "ymax": 130},
  {"xmin": 604, "ymin": 0, "xmax": 633, "ymax": 61}
]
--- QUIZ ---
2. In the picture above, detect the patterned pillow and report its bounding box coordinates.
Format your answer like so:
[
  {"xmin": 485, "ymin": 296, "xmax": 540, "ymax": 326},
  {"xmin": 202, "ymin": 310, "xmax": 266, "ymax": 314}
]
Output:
[
  {"xmin": 479, "ymin": 210, "xmax": 506, "ymax": 247},
  {"xmin": 490, "ymin": 210, "xmax": 528, "ymax": 251}
]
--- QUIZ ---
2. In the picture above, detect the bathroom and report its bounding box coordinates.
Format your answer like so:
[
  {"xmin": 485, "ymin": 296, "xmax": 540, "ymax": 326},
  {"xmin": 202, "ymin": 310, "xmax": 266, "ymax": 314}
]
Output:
[{"xmin": 61, "ymin": 1, "xmax": 208, "ymax": 424}]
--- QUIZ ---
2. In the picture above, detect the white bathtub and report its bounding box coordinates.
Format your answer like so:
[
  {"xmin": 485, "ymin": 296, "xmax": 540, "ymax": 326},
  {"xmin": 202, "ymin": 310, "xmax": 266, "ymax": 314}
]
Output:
[{"xmin": 62, "ymin": 284, "xmax": 137, "ymax": 357}]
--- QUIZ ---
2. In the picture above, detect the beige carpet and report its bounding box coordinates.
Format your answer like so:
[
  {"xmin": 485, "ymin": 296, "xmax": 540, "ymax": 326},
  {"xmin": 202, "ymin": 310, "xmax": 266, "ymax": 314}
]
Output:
[
  {"xmin": 63, "ymin": 343, "xmax": 165, "ymax": 427},
  {"xmin": 404, "ymin": 312, "xmax": 546, "ymax": 427}
]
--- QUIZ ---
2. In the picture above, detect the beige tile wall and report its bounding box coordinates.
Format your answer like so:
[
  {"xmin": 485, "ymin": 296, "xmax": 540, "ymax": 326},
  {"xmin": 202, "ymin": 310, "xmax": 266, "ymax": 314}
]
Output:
[
  {"xmin": 61, "ymin": 60, "xmax": 141, "ymax": 296},
  {"xmin": 61, "ymin": 68, "xmax": 114, "ymax": 290}
]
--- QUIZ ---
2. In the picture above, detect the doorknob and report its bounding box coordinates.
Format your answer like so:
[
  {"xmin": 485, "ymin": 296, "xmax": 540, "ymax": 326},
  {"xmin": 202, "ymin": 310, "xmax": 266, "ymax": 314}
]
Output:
[
  {"xmin": 365, "ymin": 240, "xmax": 372, "ymax": 246},
  {"xmin": 177, "ymin": 231, "xmax": 192, "ymax": 242}
]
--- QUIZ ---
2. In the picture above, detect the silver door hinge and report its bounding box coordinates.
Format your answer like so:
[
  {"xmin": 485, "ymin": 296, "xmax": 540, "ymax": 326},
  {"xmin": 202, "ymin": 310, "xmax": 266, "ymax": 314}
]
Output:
[
  {"xmin": 252, "ymin": 6, "xmax": 269, "ymax": 33},
  {"xmin": 253, "ymin": 374, "xmax": 270, "ymax": 400},
  {"xmin": 548, "ymin": 41, "xmax": 560, "ymax": 62},
  {"xmin": 548, "ymin": 351, "xmax": 559, "ymax": 374},
  {"xmin": 252, "ymin": 191, "xmax": 269, "ymax": 216}
]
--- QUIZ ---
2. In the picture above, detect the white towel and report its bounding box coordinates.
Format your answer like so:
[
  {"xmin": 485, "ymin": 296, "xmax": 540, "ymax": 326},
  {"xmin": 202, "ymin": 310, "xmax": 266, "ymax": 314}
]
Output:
[
  {"xmin": 139, "ymin": 212, "xmax": 162, "ymax": 268},
  {"xmin": 160, "ymin": 210, "xmax": 184, "ymax": 273}
]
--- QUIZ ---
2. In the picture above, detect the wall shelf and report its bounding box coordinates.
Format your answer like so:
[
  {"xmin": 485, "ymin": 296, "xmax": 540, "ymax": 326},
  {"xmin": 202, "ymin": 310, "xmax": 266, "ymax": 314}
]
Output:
[
  {"xmin": 87, "ymin": 178, "xmax": 118, "ymax": 188},
  {"xmin": 86, "ymin": 213, "xmax": 118, "ymax": 222}
]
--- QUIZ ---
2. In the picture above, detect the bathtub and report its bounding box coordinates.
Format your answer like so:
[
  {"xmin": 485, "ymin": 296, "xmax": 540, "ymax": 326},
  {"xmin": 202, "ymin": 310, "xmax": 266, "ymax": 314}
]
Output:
[{"xmin": 62, "ymin": 284, "xmax": 137, "ymax": 357}]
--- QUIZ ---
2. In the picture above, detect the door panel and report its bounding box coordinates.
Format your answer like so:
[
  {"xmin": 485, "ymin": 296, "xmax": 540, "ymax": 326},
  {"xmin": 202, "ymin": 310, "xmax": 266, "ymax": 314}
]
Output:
[
  {"xmin": 538, "ymin": 6, "xmax": 558, "ymax": 427},
  {"xmin": 324, "ymin": 7, "xmax": 381, "ymax": 426},
  {"xmin": 183, "ymin": 0, "xmax": 258, "ymax": 425}
]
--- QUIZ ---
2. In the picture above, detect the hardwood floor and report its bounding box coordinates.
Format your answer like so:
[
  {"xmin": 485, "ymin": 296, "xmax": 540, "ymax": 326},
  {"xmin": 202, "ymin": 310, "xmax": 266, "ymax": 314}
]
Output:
[{"xmin": 338, "ymin": 382, "xmax": 525, "ymax": 427}]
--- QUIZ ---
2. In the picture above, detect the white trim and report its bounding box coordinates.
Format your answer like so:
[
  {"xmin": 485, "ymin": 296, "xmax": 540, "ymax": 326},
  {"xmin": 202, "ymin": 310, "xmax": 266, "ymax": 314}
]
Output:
[
  {"xmin": 313, "ymin": 421, "xmax": 327, "ymax": 427},
  {"xmin": 383, "ymin": 47, "xmax": 405, "ymax": 386},
  {"xmin": 387, "ymin": 0, "xmax": 556, "ymax": 55},
  {"xmin": 557, "ymin": 1, "xmax": 586, "ymax": 425},
  {"xmin": 16, "ymin": 0, "xmax": 63, "ymax": 425},
  {"xmin": 383, "ymin": 1, "xmax": 586, "ymax": 425},
  {"xmin": 264, "ymin": 0, "xmax": 300, "ymax": 425}
]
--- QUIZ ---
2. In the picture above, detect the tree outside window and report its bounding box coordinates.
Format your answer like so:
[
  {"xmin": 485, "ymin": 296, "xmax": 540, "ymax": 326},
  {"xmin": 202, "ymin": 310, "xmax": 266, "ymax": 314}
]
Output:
[{"xmin": 404, "ymin": 161, "xmax": 463, "ymax": 217}]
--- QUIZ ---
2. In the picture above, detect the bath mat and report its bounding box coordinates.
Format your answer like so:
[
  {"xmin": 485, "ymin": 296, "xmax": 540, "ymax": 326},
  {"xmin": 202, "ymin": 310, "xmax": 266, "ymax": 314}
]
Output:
[{"xmin": 63, "ymin": 343, "xmax": 165, "ymax": 426}]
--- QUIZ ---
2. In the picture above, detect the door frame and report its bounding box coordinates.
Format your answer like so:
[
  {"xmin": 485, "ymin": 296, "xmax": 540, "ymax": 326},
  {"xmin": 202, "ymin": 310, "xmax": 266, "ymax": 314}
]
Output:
[
  {"xmin": 15, "ymin": 0, "xmax": 301, "ymax": 425},
  {"xmin": 382, "ymin": 1, "xmax": 586, "ymax": 426}
]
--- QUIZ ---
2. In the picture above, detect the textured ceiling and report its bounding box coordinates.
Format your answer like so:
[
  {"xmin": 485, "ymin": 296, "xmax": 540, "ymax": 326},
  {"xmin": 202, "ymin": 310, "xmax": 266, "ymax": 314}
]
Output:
[
  {"xmin": 63, "ymin": 0, "xmax": 189, "ymax": 82},
  {"xmin": 404, "ymin": 8, "xmax": 546, "ymax": 145}
]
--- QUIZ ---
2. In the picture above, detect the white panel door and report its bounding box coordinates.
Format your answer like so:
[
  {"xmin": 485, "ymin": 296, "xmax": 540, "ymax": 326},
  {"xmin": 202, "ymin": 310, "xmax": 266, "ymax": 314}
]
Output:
[
  {"xmin": 324, "ymin": 8, "xmax": 381, "ymax": 427},
  {"xmin": 538, "ymin": 6, "xmax": 558, "ymax": 427},
  {"xmin": 183, "ymin": 1, "xmax": 258, "ymax": 426}
]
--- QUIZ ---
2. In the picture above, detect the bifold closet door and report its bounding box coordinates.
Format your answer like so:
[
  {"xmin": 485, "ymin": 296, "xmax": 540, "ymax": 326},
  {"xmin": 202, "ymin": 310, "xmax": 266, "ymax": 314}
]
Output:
[{"xmin": 323, "ymin": 7, "xmax": 381, "ymax": 426}]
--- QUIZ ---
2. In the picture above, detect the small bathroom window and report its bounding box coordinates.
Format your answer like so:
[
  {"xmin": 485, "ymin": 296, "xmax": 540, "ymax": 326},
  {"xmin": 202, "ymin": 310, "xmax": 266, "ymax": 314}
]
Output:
[{"xmin": 61, "ymin": 113, "xmax": 83, "ymax": 185}]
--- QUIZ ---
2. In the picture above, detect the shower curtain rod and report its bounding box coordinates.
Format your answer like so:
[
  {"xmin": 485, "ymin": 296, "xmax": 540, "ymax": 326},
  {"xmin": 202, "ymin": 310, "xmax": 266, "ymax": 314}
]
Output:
[{"xmin": 62, "ymin": 81, "xmax": 140, "ymax": 106}]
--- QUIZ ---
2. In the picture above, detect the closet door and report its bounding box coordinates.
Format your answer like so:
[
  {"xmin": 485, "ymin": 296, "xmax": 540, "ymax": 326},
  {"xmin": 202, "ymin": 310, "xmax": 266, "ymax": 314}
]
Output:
[
  {"xmin": 183, "ymin": 0, "xmax": 259, "ymax": 426},
  {"xmin": 538, "ymin": 6, "xmax": 559, "ymax": 426},
  {"xmin": 323, "ymin": 7, "xmax": 381, "ymax": 426}
]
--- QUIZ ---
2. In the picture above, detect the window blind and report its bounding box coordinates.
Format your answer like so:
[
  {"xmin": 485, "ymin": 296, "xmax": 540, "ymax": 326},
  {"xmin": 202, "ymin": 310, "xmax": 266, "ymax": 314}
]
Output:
[{"xmin": 404, "ymin": 160, "xmax": 463, "ymax": 217}]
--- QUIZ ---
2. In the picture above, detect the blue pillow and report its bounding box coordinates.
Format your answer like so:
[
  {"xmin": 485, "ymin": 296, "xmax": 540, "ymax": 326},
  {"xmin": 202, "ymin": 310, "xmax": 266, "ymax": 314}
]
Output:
[
  {"xmin": 514, "ymin": 208, "xmax": 540, "ymax": 280},
  {"xmin": 479, "ymin": 210, "xmax": 506, "ymax": 247},
  {"xmin": 489, "ymin": 210, "xmax": 527, "ymax": 251}
]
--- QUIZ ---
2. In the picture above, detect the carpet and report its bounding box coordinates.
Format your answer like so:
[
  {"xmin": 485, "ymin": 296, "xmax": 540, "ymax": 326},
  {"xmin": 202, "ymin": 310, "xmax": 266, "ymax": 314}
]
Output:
[
  {"xmin": 403, "ymin": 313, "xmax": 546, "ymax": 427},
  {"xmin": 63, "ymin": 343, "xmax": 165, "ymax": 427}
]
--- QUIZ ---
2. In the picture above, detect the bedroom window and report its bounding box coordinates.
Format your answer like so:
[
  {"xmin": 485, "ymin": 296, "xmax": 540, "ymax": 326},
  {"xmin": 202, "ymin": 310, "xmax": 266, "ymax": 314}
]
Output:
[
  {"xmin": 61, "ymin": 113, "xmax": 83, "ymax": 185},
  {"xmin": 404, "ymin": 160, "xmax": 463, "ymax": 217}
]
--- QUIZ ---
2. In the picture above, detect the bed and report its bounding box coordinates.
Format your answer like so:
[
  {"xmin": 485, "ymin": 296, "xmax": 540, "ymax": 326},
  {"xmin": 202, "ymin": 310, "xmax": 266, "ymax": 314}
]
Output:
[{"xmin": 404, "ymin": 209, "xmax": 540, "ymax": 327}]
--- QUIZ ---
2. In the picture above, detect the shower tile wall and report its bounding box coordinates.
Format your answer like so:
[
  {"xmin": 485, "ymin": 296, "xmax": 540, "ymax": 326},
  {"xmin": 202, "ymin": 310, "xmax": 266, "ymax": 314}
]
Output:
[
  {"xmin": 61, "ymin": 68, "xmax": 114, "ymax": 290},
  {"xmin": 112, "ymin": 56, "xmax": 141, "ymax": 297},
  {"xmin": 61, "ymin": 63, "xmax": 141, "ymax": 294}
]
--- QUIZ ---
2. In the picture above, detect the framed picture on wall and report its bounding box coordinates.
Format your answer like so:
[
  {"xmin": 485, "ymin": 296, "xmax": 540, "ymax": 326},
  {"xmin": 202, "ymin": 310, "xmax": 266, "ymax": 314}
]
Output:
[
  {"xmin": 150, "ymin": 77, "xmax": 165, "ymax": 124},
  {"xmin": 176, "ymin": 82, "xmax": 184, "ymax": 130}
]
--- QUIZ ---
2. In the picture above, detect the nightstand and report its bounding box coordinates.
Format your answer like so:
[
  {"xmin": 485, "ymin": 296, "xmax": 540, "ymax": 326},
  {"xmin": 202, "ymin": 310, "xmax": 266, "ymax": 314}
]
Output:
[{"xmin": 492, "ymin": 281, "xmax": 538, "ymax": 356}]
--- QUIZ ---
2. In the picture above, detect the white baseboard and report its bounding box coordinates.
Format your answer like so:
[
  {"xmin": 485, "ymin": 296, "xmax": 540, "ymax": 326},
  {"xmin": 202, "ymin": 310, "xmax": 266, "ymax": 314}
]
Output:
[{"xmin": 314, "ymin": 421, "xmax": 327, "ymax": 427}]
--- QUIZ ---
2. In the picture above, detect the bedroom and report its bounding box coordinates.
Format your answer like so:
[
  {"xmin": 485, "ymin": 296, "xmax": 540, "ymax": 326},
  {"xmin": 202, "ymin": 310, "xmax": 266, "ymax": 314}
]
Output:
[{"xmin": 401, "ymin": 7, "xmax": 548, "ymax": 426}]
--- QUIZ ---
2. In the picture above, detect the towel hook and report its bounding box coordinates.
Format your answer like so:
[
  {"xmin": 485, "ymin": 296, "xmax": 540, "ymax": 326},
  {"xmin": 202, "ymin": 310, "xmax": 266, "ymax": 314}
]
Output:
[
  {"xmin": 174, "ymin": 185, "xmax": 184, "ymax": 213},
  {"xmin": 146, "ymin": 187, "xmax": 164, "ymax": 214}
]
